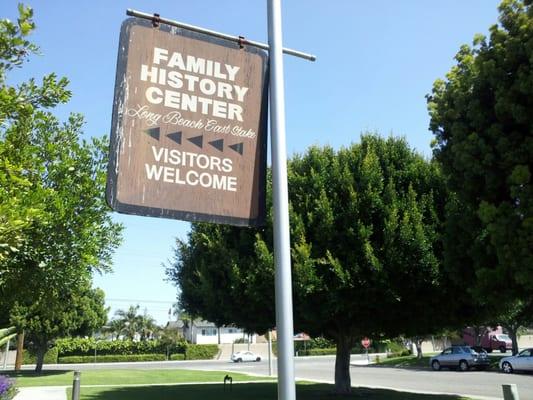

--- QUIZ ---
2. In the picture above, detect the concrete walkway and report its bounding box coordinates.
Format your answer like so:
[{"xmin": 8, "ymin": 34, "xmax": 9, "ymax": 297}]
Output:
[{"xmin": 14, "ymin": 386, "xmax": 67, "ymax": 400}]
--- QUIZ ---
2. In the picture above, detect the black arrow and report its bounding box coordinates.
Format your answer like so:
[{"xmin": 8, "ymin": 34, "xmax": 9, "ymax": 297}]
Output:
[
  {"xmin": 145, "ymin": 127, "xmax": 160, "ymax": 141},
  {"xmin": 188, "ymin": 135, "xmax": 203, "ymax": 149},
  {"xmin": 167, "ymin": 131, "xmax": 182, "ymax": 145},
  {"xmin": 229, "ymin": 142, "xmax": 244, "ymax": 156},
  {"xmin": 209, "ymin": 138, "xmax": 224, "ymax": 152}
]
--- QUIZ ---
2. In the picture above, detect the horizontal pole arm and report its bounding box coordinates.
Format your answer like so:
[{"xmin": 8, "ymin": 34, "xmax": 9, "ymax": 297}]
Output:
[{"xmin": 126, "ymin": 9, "xmax": 316, "ymax": 62}]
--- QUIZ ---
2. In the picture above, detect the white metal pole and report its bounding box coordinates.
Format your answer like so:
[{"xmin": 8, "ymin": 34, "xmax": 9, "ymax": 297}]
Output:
[
  {"xmin": 267, "ymin": 1, "xmax": 296, "ymax": 399},
  {"xmin": 3, "ymin": 339, "xmax": 9, "ymax": 370}
]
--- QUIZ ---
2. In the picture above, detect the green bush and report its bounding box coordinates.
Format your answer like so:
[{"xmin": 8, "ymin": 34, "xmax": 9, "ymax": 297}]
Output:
[
  {"xmin": 294, "ymin": 336, "xmax": 334, "ymax": 353},
  {"xmin": 387, "ymin": 349, "xmax": 412, "ymax": 358},
  {"xmin": 185, "ymin": 344, "xmax": 219, "ymax": 360},
  {"xmin": 58, "ymin": 354, "xmax": 166, "ymax": 363},
  {"xmin": 385, "ymin": 340, "xmax": 407, "ymax": 354},
  {"xmin": 352, "ymin": 339, "xmax": 406, "ymax": 354},
  {"xmin": 22, "ymin": 347, "xmax": 58, "ymax": 364},
  {"xmin": 54, "ymin": 338, "xmax": 186, "ymax": 357},
  {"xmin": 298, "ymin": 347, "xmax": 337, "ymax": 356},
  {"xmin": 169, "ymin": 353, "xmax": 185, "ymax": 361}
]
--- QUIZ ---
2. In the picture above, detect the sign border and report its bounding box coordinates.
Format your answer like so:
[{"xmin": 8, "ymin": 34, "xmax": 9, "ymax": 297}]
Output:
[{"xmin": 106, "ymin": 18, "xmax": 269, "ymax": 227}]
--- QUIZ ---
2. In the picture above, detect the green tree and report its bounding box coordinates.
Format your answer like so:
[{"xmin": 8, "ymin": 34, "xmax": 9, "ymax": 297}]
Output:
[
  {"xmin": 0, "ymin": 4, "xmax": 123, "ymax": 371},
  {"xmin": 0, "ymin": 4, "xmax": 47, "ymax": 266},
  {"xmin": 168, "ymin": 135, "xmax": 450, "ymax": 394},
  {"xmin": 114, "ymin": 305, "xmax": 142, "ymax": 340},
  {"xmin": 138, "ymin": 309, "xmax": 159, "ymax": 341},
  {"xmin": 491, "ymin": 300, "xmax": 533, "ymax": 354},
  {"xmin": 427, "ymin": 0, "xmax": 532, "ymax": 330},
  {"xmin": 101, "ymin": 318, "xmax": 126, "ymax": 341},
  {"xmin": 10, "ymin": 284, "xmax": 107, "ymax": 371}
]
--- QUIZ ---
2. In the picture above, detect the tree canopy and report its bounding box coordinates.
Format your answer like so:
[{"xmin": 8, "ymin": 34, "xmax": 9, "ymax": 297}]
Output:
[
  {"xmin": 427, "ymin": 0, "xmax": 532, "ymax": 341},
  {"xmin": 106, "ymin": 305, "xmax": 160, "ymax": 341},
  {"xmin": 167, "ymin": 135, "xmax": 451, "ymax": 393},
  {"xmin": 0, "ymin": 4, "xmax": 123, "ymax": 371}
]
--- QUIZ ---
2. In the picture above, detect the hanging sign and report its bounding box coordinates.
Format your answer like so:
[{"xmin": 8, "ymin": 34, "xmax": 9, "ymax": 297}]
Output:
[{"xmin": 106, "ymin": 18, "xmax": 268, "ymax": 226}]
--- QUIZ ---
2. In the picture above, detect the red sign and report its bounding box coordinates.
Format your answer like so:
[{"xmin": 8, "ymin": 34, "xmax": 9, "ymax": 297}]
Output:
[{"xmin": 361, "ymin": 337, "xmax": 371, "ymax": 349}]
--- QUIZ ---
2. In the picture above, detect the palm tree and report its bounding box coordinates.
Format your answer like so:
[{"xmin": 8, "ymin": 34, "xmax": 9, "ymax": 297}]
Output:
[
  {"xmin": 114, "ymin": 305, "xmax": 141, "ymax": 340},
  {"xmin": 138, "ymin": 309, "xmax": 158, "ymax": 341},
  {"xmin": 101, "ymin": 319, "xmax": 125, "ymax": 340}
]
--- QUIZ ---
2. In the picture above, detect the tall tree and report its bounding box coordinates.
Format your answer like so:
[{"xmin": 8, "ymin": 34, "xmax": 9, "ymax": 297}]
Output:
[
  {"xmin": 491, "ymin": 300, "xmax": 533, "ymax": 354},
  {"xmin": 101, "ymin": 319, "xmax": 126, "ymax": 341},
  {"xmin": 0, "ymin": 4, "xmax": 46, "ymax": 267},
  {"xmin": 0, "ymin": 4, "xmax": 123, "ymax": 370},
  {"xmin": 168, "ymin": 135, "xmax": 450, "ymax": 394},
  {"xmin": 427, "ymin": 0, "xmax": 532, "ymax": 328},
  {"xmin": 138, "ymin": 309, "xmax": 158, "ymax": 341},
  {"xmin": 113, "ymin": 305, "xmax": 142, "ymax": 340},
  {"xmin": 10, "ymin": 284, "xmax": 107, "ymax": 372}
]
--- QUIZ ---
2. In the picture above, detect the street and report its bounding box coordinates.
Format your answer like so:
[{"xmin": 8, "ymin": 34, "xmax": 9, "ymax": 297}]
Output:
[{"xmin": 40, "ymin": 355, "xmax": 533, "ymax": 399}]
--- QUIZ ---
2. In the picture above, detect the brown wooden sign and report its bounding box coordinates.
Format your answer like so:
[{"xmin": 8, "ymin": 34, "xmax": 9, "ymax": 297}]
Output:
[{"xmin": 106, "ymin": 18, "xmax": 268, "ymax": 226}]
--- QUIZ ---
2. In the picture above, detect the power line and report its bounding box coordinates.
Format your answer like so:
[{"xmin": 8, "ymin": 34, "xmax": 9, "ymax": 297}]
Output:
[{"xmin": 106, "ymin": 298, "xmax": 175, "ymax": 304}]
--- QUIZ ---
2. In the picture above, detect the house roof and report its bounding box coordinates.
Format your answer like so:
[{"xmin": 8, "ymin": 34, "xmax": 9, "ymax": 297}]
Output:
[
  {"xmin": 166, "ymin": 320, "xmax": 185, "ymax": 329},
  {"xmin": 193, "ymin": 319, "xmax": 216, "ymax": 328}
]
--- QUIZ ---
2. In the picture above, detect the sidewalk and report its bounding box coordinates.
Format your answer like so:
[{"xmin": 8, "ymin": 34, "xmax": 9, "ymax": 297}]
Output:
[{"xmin": 14, "ymin": 386, "xmax": 67, "ymax": 400}]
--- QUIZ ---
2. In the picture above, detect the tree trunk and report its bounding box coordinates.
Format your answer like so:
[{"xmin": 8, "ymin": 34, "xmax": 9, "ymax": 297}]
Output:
[
  {"xmin": 507, "ymin": 327, "xmax": 519, "ymax": 355},
  {"xmin": 473, "ymin": 326, "xmax": 483, "ymax": 346},
  {"xmin": 334, "ymin": 335, "xmax": 353, "ymax": 394},
  {"xmin": 35, "ymin": 341, "xmax": 47, "ymax": 373},
  {"xmin": 14, "ymin": 331, "xmax": 24, "ymax": 371},
  {"xmin": 415, "ymin": 338, "xmax": 423, "ymax": 359}
]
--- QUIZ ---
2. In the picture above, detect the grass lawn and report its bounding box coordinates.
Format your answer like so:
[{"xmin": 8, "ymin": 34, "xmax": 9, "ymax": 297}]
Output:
[
  {"xmin": 5, "ymin": 369, "xmax": 271, "ymax": 387},
  {"xmin": 68, "ymin": 382, "xmax": 472, "ymax": 400},
  {"xmin": 375, "ymin": 355, "xmax": 434, "ymax": 368}
]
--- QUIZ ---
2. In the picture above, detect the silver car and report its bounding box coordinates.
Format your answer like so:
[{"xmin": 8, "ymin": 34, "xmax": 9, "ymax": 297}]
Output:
[
  {"xmin": 499, "ymin": 348, "xmax": 533, "ymax": 373},
  {"xmin": 430, "ymin": 346, "xmax": 490, "ymax": 371}
]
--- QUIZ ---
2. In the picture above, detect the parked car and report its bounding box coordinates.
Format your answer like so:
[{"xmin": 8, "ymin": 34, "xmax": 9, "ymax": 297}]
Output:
[
  {"xmin": 499, "ymin": 348, "xmax": 533, "ymax": 373},
  {"xmin": 231, "ymin": 351, "xmax": 261, "ymax": 363},
  {"xmin": 430, "ymin": 346, "xmax": 490, "ymax": 371}
]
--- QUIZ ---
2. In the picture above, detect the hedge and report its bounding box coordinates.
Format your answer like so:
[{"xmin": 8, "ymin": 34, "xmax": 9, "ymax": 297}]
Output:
[
  {"xmin": 51, "ymin": 338, "xmax": 218, "ymax": 361},
  {"xmin": 54, "ymin": 338, "xmax": 186, "ymax": 357},
  {"xmin": 185, "ymin": 344, "xmax": 219, "ymax": 360},
  {"xmin": 387, "ymin": 349, "xmax": 412, "ymax": 358},
  {"xmin": 22, "ymin": 347, "xmax": 58, "ymax": 365},
  {"xmin": 58, "ymin": 354, "xmax": 166, "ymax": 363},
  {"xmin": 297, "ymin": 347, "xmax": 337, "ymax": 356}
]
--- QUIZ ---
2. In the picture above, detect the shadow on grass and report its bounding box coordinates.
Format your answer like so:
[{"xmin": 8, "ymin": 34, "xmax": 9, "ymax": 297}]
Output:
[
  {"xmin": 78, "ymin": 383, "xmax": 468, "ymax": 400},
  {"xmin": 3, "ymin": 370, "xmax": 71, "ymax": 378}
]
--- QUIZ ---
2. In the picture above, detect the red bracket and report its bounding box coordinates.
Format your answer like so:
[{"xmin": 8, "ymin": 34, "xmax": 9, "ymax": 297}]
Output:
[
  {"xmin": 152, "ymin": 13, "xmax": 161, "ymax": 28},
  {"xmin": 238, "ymin": 36, "xmax": 247, "ymax": 49}
]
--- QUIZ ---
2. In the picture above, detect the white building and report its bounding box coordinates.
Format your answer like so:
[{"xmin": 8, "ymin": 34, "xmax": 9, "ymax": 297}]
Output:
[{"xmin": 170, "ymin": 319, "xmax": 257, "ymax": 344}]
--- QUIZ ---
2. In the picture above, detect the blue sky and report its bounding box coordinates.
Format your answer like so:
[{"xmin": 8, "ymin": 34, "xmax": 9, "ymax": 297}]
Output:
[{"xmin": 2, "ymin": 0, "xmax": 501, "ymax": 325}]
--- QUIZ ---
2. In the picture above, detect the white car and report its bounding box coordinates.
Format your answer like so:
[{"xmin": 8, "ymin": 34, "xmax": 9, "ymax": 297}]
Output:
[
  {"xmin": 499, "ymin": 348, "xmax": 533, "ymax": 373},
  {"xmin": 231, "ymin": 351, "xmax": 261, "ymax": 362}
]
